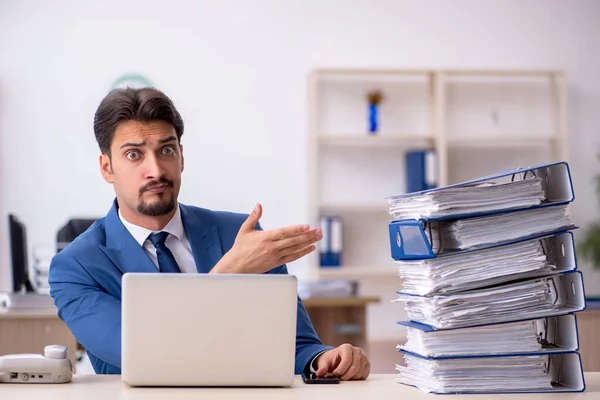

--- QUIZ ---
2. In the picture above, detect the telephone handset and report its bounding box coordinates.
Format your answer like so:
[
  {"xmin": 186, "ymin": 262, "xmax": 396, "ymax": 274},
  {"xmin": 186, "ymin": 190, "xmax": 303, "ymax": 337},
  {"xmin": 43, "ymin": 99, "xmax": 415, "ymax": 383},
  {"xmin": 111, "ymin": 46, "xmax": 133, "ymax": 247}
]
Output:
[{"xmin": 0, "ymin": 345, "xmax": 73, "ymax": 384}]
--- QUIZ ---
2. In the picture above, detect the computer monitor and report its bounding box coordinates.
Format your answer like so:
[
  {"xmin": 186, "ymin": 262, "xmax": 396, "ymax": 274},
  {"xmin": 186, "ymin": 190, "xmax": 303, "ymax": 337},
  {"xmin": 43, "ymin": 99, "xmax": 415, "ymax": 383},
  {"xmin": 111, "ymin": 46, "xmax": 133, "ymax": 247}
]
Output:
[{"xmin": 8, "ymin": 214, "xmax": 34, "ymax": 293}]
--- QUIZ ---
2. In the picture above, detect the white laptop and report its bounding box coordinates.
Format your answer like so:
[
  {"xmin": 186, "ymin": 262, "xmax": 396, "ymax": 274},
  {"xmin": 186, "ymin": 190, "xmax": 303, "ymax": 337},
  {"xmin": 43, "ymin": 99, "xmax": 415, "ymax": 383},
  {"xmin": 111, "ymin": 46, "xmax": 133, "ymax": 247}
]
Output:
[{"xmin": 121, "ymin": 273, "xmax": 298, "ymax": 387}]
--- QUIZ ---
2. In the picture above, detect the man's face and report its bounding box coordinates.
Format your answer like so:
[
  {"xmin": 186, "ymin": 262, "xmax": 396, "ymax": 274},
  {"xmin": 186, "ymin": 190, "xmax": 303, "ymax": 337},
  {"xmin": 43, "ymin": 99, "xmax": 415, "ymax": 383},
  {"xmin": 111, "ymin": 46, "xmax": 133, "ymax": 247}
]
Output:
[{"xmin": 100, "ymin": 120, "xmax": 184, "ymax": 218}]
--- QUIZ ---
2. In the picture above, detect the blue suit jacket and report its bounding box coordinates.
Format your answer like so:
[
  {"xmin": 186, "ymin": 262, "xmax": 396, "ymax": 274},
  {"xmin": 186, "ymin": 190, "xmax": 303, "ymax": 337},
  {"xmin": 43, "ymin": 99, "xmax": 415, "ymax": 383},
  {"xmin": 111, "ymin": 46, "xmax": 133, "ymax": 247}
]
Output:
[{"xmin": 48, "ymin": 200, "xmax": 332, "ymax": 375}]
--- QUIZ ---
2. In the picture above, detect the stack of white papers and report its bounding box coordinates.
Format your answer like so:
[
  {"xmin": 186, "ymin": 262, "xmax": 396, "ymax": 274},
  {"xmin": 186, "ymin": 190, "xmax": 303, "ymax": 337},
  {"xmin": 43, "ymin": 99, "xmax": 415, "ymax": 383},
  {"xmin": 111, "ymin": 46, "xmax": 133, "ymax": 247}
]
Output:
[
  {"xmin": 297, "ymin": 280, "xmax": 355, "ymax": 298},
  {"xmin": 395, "ymin": 354, "xmax": 552, "ymax": 393},
  {"xmin": 399, "ymin": 320, "xmax": 542, "ymax": 357},
  {"xmin": 439, "ymin": 205, "xmax": 572, "ymax": 251},
  {"xmin": 390, "ymin": 163, "xmax": 585, "ymax": 394},
  {"xmin": 387, "ymin": 177, "xmax": 546, "ymax": 220},
  {"xmin": 396, "ymin": 239, "xmax": 553, "ymax": 295},
  {"xmin": 395, "ymin": 278, "xmax": 555, "ymax": 329}
]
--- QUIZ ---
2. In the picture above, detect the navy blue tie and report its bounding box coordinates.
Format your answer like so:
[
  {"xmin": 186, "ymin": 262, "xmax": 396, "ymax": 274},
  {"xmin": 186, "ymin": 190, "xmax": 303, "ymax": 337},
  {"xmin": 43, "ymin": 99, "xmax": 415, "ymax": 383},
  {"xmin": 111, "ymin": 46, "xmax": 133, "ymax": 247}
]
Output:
[{"xmin": 149, "ymin": 232, "xmax": 181, "ymax": 273}]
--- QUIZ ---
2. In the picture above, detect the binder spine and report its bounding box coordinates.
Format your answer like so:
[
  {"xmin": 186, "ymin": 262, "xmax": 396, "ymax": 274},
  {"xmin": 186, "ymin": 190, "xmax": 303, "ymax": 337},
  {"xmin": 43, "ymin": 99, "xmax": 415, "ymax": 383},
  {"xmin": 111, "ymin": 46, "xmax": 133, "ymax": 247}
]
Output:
[
  {"xmin": 425, "ymin": 150, "xmax": 437, "ymax": 189},
  {"xmin": 330, "ymin": 216, "xmax": 342, "ymax": 266},
  {"xmin": 319, "ymin": 216, "xmax": 342, "ymax": 267},
  {"xmin": 406, "ymin": 149, "xmax": 437, "ymax": 193},
  {"xmin": 388, "ymin": 220, "xmax": 435, "ymax": 260},
  {"xmin": 548, "ymin": 231, "xmax": 577, "ymax": 271}
]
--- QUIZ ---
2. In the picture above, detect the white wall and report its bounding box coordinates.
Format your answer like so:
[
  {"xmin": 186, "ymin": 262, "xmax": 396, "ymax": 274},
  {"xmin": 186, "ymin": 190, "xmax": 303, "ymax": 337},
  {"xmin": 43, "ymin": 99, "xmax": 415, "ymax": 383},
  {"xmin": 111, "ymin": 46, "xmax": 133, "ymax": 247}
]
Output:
[{"xmin": 2, "ymin": 0, "xmax": 600, "ymax": 329}]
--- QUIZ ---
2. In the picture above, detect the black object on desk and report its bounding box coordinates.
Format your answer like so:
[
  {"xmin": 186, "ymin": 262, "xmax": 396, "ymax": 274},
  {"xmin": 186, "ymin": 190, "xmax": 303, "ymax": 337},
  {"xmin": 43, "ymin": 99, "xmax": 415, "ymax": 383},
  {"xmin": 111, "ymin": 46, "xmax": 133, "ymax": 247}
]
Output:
[{"xmin": 302, "ymin": 373, "xmax": 340, "ymax": 384}]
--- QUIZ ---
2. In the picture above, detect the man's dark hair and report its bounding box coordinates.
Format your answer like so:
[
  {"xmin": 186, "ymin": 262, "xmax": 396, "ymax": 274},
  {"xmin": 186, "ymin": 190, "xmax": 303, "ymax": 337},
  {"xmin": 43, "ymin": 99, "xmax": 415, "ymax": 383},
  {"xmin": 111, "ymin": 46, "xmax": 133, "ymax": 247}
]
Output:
[{"xmin": 93, "ymin": 87, "xmax": 184, "ymax": 155}]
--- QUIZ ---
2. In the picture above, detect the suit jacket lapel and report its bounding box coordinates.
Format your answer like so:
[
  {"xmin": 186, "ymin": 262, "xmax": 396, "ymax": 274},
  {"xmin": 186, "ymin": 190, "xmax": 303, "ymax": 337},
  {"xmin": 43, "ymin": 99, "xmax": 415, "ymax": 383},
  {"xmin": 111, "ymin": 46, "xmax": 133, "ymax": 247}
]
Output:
[
  {"xmin": 180, "ymin": 205, "xmax": 223, "ymax": 273},
  {"xmin": 99, "ymin": 199, "xmax": 158, "ymax": 275}
]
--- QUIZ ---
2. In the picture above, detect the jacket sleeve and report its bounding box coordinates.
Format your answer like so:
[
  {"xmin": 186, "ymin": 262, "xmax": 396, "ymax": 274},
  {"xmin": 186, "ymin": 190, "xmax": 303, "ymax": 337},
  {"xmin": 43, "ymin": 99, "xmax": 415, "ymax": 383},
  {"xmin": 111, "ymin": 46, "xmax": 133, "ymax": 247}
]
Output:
[
  {"xmin": 269, "ymin": 264, "xmax": 334, "ymax": 375},
  {"xmin": 48, "ymin": 254, "xmax": 122, "ymax": 371}
]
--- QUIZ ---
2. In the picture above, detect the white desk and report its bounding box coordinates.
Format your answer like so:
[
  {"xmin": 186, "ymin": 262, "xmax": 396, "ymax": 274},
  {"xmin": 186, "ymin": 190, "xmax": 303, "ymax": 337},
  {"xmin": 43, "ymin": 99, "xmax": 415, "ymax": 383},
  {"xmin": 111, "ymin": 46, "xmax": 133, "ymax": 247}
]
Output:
[{"xmin": 0, "ymin": 373, "xmax": 598, "ymax": 399}]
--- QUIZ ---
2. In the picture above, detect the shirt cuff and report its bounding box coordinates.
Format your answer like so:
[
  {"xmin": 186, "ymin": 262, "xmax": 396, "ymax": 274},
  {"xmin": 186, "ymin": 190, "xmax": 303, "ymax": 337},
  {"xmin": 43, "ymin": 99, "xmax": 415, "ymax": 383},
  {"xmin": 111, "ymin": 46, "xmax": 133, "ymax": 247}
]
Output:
[{"xmin": 309, "ymin": 350, "xmax": 328, "ymax": 374}]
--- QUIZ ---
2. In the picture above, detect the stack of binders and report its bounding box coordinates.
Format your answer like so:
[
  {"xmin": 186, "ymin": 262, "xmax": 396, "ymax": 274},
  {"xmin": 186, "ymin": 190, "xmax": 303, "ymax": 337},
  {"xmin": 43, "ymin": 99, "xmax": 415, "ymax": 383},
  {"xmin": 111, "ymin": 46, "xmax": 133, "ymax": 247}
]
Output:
[{"xmin": 386, "ymin": 162, "xmax": 587, "ymax": 394}]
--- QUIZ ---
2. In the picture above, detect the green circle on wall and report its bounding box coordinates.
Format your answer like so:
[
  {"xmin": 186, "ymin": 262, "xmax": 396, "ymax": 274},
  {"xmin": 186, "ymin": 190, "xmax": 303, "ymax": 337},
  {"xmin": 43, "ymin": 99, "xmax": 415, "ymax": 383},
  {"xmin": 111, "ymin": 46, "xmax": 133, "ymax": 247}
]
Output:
[{"xmin": 110, "ymin": 73, "xmax": 153, "ymax": 91}]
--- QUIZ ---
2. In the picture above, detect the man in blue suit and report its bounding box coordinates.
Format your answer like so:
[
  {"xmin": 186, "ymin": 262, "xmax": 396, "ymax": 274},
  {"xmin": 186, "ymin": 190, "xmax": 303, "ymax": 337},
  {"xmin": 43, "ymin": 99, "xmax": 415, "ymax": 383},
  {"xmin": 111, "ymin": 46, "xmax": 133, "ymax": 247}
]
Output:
[{"xmin": 48, "ymin": 87, "xmax": 370, "ymax": 380}]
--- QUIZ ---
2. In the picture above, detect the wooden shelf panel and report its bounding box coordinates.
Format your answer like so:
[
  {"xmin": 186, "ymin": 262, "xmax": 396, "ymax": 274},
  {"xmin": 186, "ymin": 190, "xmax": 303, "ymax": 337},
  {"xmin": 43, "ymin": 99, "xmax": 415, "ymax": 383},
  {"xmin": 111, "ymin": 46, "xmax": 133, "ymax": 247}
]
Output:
[
  {"xmin": 444, "ymin": 69, "xmax": 561, "ymax": 77},
  {"xmin": 318, "ymin": 266, "xmax": 399, "ymax": 279},
  {"xmin": 314, "ymin": 68, "xmax": 433, "ymax": 79},
  {"xmin": 301, "ymin": 296, "xmax": 381, "ymax": 307},
  {"xmin": 313, "ymin": 68, "xmax": 563, "ymax": 78},
  {"xmin": 318, "ymin": 134, "xmax": 434, "ymax": 148},
  {"xmin": 447, "ymin": 135, "xmax": 555, "ymax": 149},
  {"xmin": 0, "ymin": 308, "xmax": 59, "ymax": 319},
  {"xmin": 319, "ymin": 202, "xmax": 389, "ymax": 214}
]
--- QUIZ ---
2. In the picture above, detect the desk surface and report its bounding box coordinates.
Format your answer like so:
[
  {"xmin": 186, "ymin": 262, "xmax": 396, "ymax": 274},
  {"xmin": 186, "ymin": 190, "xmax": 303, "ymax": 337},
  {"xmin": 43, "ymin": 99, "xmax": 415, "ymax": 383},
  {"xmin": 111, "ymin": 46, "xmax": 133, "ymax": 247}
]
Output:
[
  {"xmin": 0, "ymin": 373, "xmax": 598, "ymax": 399},
  {"xmin": 301, "ymin": 296, "xmax": 380, "ymax": 307},
  {"xmin": 0, "ymin": 308, "xmax": 59, "ymax": 319}
]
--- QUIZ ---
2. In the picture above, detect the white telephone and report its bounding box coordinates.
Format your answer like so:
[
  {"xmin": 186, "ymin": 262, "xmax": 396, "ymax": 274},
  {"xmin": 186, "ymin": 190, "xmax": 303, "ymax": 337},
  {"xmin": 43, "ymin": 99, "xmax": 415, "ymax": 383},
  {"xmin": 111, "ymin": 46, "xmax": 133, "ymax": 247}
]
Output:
[{"xmin": 0, "ymin": 345, "xmax": 73, "ymax": 384}]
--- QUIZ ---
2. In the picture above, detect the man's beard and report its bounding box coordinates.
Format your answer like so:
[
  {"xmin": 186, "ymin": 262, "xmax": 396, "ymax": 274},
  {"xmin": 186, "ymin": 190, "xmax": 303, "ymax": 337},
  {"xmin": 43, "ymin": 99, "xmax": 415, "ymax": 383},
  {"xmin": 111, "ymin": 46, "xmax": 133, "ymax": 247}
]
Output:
[
  {"xmin": 137, "ymin": 193, "xmax": 176, "ymax": 216},
  {"xmin": 137, "ymin": 178, "xmax": 176, "ymax": 216}
]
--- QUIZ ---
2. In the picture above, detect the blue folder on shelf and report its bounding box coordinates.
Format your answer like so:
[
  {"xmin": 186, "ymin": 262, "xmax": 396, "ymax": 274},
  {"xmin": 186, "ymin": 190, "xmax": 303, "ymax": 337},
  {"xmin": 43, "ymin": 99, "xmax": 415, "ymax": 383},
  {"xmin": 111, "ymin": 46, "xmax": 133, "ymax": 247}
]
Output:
[
  {"xmin": 405, "ymin": 149, "xmax": 437, "ymax": 192},
  {"xmin": 319, "ymin": 216, "xmax": 343, "ymax": 267},
  {"xmin": 388, "ymin": 162, "xmax": 576, "ymax": 260}
]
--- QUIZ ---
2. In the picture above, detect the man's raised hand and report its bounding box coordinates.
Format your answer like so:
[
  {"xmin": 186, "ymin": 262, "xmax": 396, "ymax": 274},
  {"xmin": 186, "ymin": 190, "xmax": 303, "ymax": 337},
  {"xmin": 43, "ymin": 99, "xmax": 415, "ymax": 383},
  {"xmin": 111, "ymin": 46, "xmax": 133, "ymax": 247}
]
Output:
[{"xmin": 211, "ymin": 204, "xmax": 322, "ymax": 274}]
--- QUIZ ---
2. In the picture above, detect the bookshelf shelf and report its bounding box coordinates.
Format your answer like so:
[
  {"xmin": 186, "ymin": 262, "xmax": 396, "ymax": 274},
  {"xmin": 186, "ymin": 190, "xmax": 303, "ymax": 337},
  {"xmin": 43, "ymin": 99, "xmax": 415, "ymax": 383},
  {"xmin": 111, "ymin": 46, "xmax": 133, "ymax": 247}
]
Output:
[
  {"xmin": 319, "ymin": 135, "xmax": 433, "ymax": 148},
  {"xmin": 319, "ymin": 202, "xmax": 388, "ymax": 214},
  {"xmin": 447, "ymin": 135, "xmax": 556, "ymax": 149},
  {"xmin": 318, "ymin": 265, "xmax": 398, "ymax": 279},
  {"xmin": 444, "ymin": 69, "xmax": 560, "ymax": 77}
]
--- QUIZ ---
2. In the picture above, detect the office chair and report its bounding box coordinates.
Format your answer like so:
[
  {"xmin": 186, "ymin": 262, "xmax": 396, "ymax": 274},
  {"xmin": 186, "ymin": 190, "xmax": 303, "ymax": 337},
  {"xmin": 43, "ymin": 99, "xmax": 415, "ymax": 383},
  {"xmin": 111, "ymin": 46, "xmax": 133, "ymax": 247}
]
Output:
[{"xmin": 56, "ymin": 218, "xmax": 97, "ymax": 253}]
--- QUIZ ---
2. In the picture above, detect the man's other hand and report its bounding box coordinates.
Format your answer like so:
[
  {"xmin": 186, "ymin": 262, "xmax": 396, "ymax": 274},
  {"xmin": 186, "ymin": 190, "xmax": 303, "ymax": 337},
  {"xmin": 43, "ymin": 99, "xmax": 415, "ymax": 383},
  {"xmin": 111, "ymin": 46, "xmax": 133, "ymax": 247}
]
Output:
[
  {"xmin": 315, "ymin": 344, "xmax": 370, "ymax": 381},
  {"xmin": 212, "ymin": 203, "xmax": 322, "ymax": 274}
]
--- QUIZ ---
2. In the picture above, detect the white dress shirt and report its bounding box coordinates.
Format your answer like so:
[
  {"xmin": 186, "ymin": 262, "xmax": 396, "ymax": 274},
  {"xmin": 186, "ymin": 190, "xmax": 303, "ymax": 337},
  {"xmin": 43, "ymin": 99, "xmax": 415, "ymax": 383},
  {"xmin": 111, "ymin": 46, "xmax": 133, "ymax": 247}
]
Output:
[{"xmin": 118, "ymin": 205, "xmax": 197, "ymax": 273}]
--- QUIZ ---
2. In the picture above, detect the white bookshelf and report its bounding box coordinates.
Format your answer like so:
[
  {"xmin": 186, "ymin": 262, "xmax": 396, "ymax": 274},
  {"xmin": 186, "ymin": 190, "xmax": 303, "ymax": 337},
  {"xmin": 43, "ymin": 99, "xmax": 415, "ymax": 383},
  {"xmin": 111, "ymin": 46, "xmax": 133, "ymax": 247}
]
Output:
[
  {"xmin": 306, "ymin": 68, "xmax": 569, "ymax": 341},
  {"xmin": 307, "ymin": 68, "xmax": 568, "ymax": 282}
]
